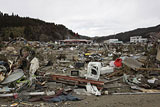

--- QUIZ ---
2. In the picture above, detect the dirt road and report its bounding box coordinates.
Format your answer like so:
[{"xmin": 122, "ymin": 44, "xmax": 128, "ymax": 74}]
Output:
[{"xmin": 0, "ymin": 94, "xmax": 160, "ymax": 107}]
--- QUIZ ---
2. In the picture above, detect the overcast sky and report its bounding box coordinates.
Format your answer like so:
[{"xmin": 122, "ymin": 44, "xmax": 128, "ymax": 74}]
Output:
[{"xmin": 1, "ymin": 0, "xmax": 160, "ymax": 37}]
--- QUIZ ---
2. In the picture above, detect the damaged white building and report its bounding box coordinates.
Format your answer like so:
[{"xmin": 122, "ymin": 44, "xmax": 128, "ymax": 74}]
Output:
[{"xmin": 130, "ymin": 36, "xmax": 147, "ymax": 43}]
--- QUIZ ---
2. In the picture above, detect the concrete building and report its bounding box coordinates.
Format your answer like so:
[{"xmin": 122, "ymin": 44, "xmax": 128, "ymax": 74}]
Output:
[
  {"xmin": 59, "ymin": 39, "xmax": 92, "ymax": 44},
  {"xmin": 130, "ymin": 36, "xmax": 147, "ymax": 43},
  {"xmin": 104, "ymin": 39, "xmax": 123, "ymax": 44}
]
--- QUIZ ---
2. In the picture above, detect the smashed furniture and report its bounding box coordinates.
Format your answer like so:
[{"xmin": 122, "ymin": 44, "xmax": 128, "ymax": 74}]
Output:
[
  {"xmin": 71, "ymin": 70, "xmax": 79, "ymax": 76},
  {"xmin": 50, "ymin": 74, "xmax": 104, "ymax": 89},
  {"xmin": 85, "ymin": 62, "xmax": 101, "ymax": 80},
  {"xmin": 123, "ymin": 57, "xmax": 143, "ymax": 70},
  {"xmin": 86, "ymin": 82, "xmax": 101, "ymax": 96},
  {"xmin": 1, "ymin": 69, "xmax": 24, "ymax": 85},
  {"xmin": 29, "ymin": 57, "xmax": 39, "ymax": 86},
  {"xmin": 100, "ymin": 66, "xmax": 114, "ymax": 74},
  {"xmin": 0, "ymin": 91, "xmax": 55, "ymax": 97},
  {"xmin": 75, "ymin": 62, "xmax": 84, "ymax": 68}
]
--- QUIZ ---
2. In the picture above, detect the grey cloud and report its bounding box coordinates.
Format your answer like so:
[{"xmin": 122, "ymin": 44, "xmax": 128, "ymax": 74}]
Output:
[{"xmin": 0, "ymin": 0, "xmax": 160, "ymax": 36}]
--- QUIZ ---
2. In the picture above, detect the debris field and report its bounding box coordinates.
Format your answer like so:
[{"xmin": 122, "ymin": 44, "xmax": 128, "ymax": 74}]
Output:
[{"xmin": 0, "ymin": 38, "xmax": 160, "ymax": 107}]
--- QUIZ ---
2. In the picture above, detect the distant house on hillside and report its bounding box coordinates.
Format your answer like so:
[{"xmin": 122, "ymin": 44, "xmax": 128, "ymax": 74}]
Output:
[{"xmin": 130, "ymin": 36, "xmax": 147, "ymax": 43}]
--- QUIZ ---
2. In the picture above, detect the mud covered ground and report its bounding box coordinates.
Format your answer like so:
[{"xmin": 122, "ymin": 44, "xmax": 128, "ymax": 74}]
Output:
[{"xmin": 0, "ymin": 94, "xmax": 160, "ymax": 107}]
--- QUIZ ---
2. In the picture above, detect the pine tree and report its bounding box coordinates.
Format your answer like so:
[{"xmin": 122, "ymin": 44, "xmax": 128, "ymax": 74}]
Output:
[{"xmin": 24, "ymin": 26, "xmax": 32, "ymax": 40}]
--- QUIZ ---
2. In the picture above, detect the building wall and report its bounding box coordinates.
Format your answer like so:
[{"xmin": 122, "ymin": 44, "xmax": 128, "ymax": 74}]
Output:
[
  {"xmin": 109, "ymin": 39, "xmax": 118, "ymax": 43},
  {"xmin": 104, "ymin": 39, "xmax": 123, "ymax": 44},
  {"xmin": 130, "ymin": 36, "xmax": 147, "ymax": 43}
]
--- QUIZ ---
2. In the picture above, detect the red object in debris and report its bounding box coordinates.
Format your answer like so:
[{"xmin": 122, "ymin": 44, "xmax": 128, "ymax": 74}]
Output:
[
  {"xmin": 114, "ymin": 58, "xmax": 122, "ymax": 67},
  {"xmin": 13, "ymin": 93, "xmax": 18, "ymax": 99}
]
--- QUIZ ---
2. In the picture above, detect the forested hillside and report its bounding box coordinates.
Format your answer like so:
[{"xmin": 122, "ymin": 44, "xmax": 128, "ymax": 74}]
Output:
[
  {"xmin": 0, "ymin": 12, "xmax": 90, "ymax": 41},
  {"xmin": 94, "ymin": 24, "xmax": 160, "ymax": 42}
]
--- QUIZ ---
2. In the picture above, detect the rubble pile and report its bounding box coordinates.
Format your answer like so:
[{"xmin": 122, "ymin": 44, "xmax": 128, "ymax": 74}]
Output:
[{"xmin": 0, "ymin": 38, "xmax": 160, "ymax": 106}]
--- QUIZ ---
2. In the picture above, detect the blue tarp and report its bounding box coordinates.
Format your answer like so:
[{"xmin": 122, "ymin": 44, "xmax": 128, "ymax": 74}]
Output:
[{"xmin": 48, "ymin": 94, "xmax": 82, "ymax": 102}]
